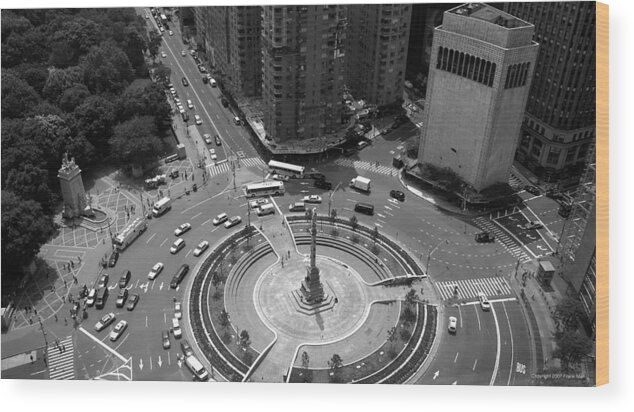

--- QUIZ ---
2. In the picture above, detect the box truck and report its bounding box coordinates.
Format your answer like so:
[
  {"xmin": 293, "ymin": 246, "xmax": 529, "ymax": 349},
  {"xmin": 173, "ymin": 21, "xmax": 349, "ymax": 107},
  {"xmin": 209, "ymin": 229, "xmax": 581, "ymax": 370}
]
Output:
[
  {"xmin": 152, "ymin": 197, "xmax": 172, "ymax": 217},
  {"xmin": 349, "ymin": 176, "xmax": 371, "ymax": 192}
]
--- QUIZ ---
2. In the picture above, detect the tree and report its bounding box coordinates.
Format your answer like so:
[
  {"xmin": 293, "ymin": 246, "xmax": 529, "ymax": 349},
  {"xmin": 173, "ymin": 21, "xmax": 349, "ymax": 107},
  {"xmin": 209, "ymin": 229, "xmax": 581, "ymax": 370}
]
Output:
[
  {"xmin": 349, "ymin": 215, "xmax": 358, "ymax": 231},
  {"xmin": 553, "ymin": 297, "xmax": 586, "ymax": 331},
  {"xmin": 48, "ymin": 17, "xmax": 104, "ymax": 67},
  {"xmin": 3, "ymin": 163, "xmax": 53, "ymax": 213},
  {"xmin": 403, "ymin": 306, "xmax": 416, "ymax": 324},
  {"xmin": 147, "ymin": 30, "xmax": 162, "ymax": 63},
  {"xmin": 59, "ymin": 84, "xmax": 91, "ymax": 112},
  {"xmin": 400, "ymin": 328, "xmax": 412, "ymax": 341},
  {"xmin": 80, "ymin": 41, "xmax": 134, "ymax": 94},
  {"xmin": 1, "ymin": 71, "xmax": 41, "ymax": 119},
  {"xmin": 301, "ymin": 351, "xmax": 310, "ymax": 369},
  {"xmin": 301, "ymin": 351, "xmax": 313, "ymax": 383},
  {"xmin": 372, "ymin": 225, "xmax": 379, "ymax": 244},
  {"xmin": 1, "ymin": 191, "xmax": 55, "ymax": 280},
  {"xmin": 239, "ymin": 330, "xmax": 251, "ymax": 348},
  {"xmin": 328, "ymin": 353, "xmax": 343, "ymax": 370},
  {"xmin": 211, "ymin": 272, "xmax": 223, "ymax": 291},
  {"xmin": 405, "ymin": 289, "xmax": 418, "ymax": 306},
  {"xmin": 119, "ymin": 82, "xmax": 172, "ymax": 132},
  {"xmin": 42, "ymin": 66, "xmax": 84, "ymax": 102},
  {"xmin": 109, "ymin": 115, "xmax": 163, "ymax": 168},
  {"xmin": 73, "ymin": 94, "xmax": 117, "ymax": 154},
  {"xmin": 552, "ymin": 330, "xmax": 593, "ymax": 371},
  {"xmin": 12, "ymin": 63, "xmax": 49, "ymax": 95},
  {"xmin": 218, "ymin": 309, "xmax": 230, "ymax": 327}
]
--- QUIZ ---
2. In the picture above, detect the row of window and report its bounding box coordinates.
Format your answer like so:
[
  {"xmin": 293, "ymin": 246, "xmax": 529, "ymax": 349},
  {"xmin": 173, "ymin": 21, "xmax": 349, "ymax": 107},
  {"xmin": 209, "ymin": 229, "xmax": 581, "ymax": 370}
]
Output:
[
  {"xmin": 436, "ymin": 47, "xmax": 496, "ymax": 87},
  {"xmin": 504, "ymin": 62, "xmax": 530, "ymax": 89}
]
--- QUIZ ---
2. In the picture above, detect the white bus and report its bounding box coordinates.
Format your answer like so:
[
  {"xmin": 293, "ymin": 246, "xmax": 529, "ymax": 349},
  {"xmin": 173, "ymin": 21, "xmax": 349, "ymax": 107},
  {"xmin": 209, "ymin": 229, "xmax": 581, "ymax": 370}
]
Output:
[
  {"xmin": 268, "ymin": 160, "xmax": 305, "ymax": 178},
  {"xmin": 245, "ymin": 181, "xmax": 285, "ymax": 198}
]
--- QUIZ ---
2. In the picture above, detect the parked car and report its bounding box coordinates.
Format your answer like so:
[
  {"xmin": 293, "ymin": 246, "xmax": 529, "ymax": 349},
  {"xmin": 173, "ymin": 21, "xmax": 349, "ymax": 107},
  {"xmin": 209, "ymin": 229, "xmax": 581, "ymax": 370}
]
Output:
[
  {"xmin": 193, "ymin": 241, "xmax": 209, "ymax": 257},
  {"xmin": 475, "ymin": 232, "xmax": 495, "ymax": 243},
  {"xmin": 478, "ymin": 293, "xmax": 491, "ymax": 311},
  {"xmin": 116, "ymin": 289, "xmax": 129, "ymax": 308},
  {"xmin": 303, "ymin": 195, "xmax": 322, "ymax": 204},
  {"xmin": 524, "ymin": 185, "xmax": 541, "ymax": 195},
  {"xmin": 180, "ymin": 339, "xmax": 194, "ymax": 357},
  {"xmin": 174, "ymin": 223, "xmax": 192, "ymax": 236},
  {"xmin": 181, "ymin": 50, "xmax": 187, "ymax": 56},
  {"xmin": 174, "ymin": 301, "xmax": 182, "ymax": 320},
  {"xmin": 209, "ymin": 148, "xmax": 217, "ymax": 160},
  {"xmin": 448, "ymin": 316, "xmax": 457, "ymax": 334},
  {"xmin": 213, "ymin": 213, "xmax": 228, "ymax": 226},
  {"xmin": 169, "ymin": 169, "xmax": 179, "ymax": 179},
  {"xmin": 110, "ymin": 320, "xmax": 128, "ymax": 341},
  {"xmin": 314, "ymin": 179, "xmax": 332, "ymax": 190},
  {"xmin": 224, "ymin": 216, "xmax": 242, "ymax": 229},
  {"xmin": 127, "ymin": 294, "xmax": 140, "ymax": 311},
  {"xmin": 168, "ymin": 30, "xmax": 174, "ymax": 36},
  {"xmin": 289, "ymin": 202, "xmax": 306, "ymax": 212},
  {"xmin": 272, "ymin": 174, "xmax": 289, "ymax": 182},
  {"xmin": 160, "ymin": 51, "xmax": 167, "ymax": 58},
  {"xmin": 108, "ymin": 250, "xmax": 119, "ymax": 267},
  {"xmin": 203, "ymin": 134, "xmax": 212, "ymax": 144},
  {"xmin": 389, "ymin": 190, "xmax": 405, "ymax": 201},
  {"xmin": 97, "ymin": 273, "xmax": 109, "ymax": 289},
  {"xmin": 187, "ymin": 99, "xmax": 194, "ymax": 109},
  {"xmin": 94, "ymin": 313, "xmax": 116, "ymax": 332},
  {"xmin": 194, "ymin": 115, "xmax": 202, "ymax": 125},
  {"xmin": 182, "ymin": 77, "xmax": 188, "ymax": 86},
  {"xmin": 148, "ymin": 262, "xmax": 164, "ymax": 280},
  {"xmin": 215, "ymin": 135, "xmax": 222, "ymax": 145},
  {"xmin": 249, "ymin": 198, "xmax": 269, "ymax": 209},
  {"xmin": 308, "ymin": 173, "xmax": 326, "ymax": 181}
]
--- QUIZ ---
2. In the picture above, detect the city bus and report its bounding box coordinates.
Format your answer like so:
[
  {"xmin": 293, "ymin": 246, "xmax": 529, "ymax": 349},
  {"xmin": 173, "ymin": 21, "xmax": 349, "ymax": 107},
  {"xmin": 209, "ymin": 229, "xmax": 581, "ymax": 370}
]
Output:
[
  {"xmin": 268, "ymin": 160, "xmax": 305, "ymax": 178},
  {"xmin": 244, "ymin": 181, "xmax": 285, "ymax": 198}
]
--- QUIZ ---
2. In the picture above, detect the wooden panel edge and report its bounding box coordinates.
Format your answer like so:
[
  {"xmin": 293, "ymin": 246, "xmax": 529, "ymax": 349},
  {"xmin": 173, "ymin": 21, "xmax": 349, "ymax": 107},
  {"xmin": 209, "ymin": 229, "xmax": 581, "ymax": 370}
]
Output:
[{"xmin": 595, "ymin": 0, "xmax": 609, "ymax": 387}]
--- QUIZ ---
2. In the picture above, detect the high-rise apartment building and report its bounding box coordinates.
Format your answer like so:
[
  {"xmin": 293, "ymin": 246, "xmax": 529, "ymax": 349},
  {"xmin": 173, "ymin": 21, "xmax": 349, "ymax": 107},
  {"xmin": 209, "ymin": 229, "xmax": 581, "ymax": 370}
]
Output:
[
  {"xmin": 499, "ymin": 2, "xmax": 596, "ymax": 185},
  {"xmin": 418, "ymin": 3, "xmax": 538, "ymax": 192},
  {"xmin": 193, "ymin": 6, "xmax": 262, "ymax": 98},
  {"xmin": 261, "ymin": 5, "xmax": 346, "ymax": 142},
  {"xmin": 346, "ymin": 4, "xmax": 411, "ymax": 108}
]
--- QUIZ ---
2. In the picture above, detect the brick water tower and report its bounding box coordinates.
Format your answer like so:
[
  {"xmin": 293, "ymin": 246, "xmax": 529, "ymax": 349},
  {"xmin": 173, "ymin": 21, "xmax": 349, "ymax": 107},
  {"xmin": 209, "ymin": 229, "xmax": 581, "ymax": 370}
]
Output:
[{"xmin": 58, "ymin": 153, "xmax": 88, "ymax": 219}]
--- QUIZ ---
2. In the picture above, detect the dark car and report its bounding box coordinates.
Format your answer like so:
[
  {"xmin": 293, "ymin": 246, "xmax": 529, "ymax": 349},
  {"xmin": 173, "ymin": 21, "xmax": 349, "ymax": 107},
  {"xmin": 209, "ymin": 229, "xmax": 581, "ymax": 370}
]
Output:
[
  {"xmin": 119, "ymin": 270, "xmax": 131, "ymax": 288},
  {"xmin": 126, "ymin": 294, "xmax": 140, "ymax": 311},
  {"xmin": 202, "ymin": 76, "xmax": 209, "ymax": 84},
  {"xmin": 309, "ymin": 173, "xmax": 326, "ymax": 181},
  {"xmin": 182, "ymin": 77, "xmax": 188, "ymax": 87},
  {"xmin": 215, "ymin": 135, "xmax": 222, "ymax": 145},
  {"xmin": 97, "ymin": 273, "xmax": 109, "ymax": 289},
  {"xmin": 475, "ymin": 232, "xmax": 495, "ymax": 243},
  {"xmin": 343, "ymin": 148, "xmax": 356, "ymax": 157},
  {"xmin": 169, "ymin": 169, "xmax": 179, "ymax": 179},
  {"xmin": 524, "ymin": 185, "xmax": 541, "ymax": 195},
  {"xmin": 180, "ymin": 339, "xmax": 194, "ymax": 357},
  {"xmin": 115, "ymin": 289, "xmax": 128, "ymax": 308},
  {"xmin": 314, "ymin": 179, "xmax": 332, "ymax": 190},
  {"xmin": 389, "ymin": 190, "xmax": 405, "ymax": 201},
  {"xmin": 558, "ymin": 205, "xmax": 571, "ymax": 218},
  {"xmin": 108, "ymin": 250, "xmax": 119, "ymax": 267},
  {"xmin": 221, "ymin": 97, "xmax": 229, "ymax": 107},
  {"xmin": 162, "ymin": 330, "xmax": 171, "ymax": 349},
  {"xmin": 170, "ymin": 264, "xmax": 190, "ymax": 289}
]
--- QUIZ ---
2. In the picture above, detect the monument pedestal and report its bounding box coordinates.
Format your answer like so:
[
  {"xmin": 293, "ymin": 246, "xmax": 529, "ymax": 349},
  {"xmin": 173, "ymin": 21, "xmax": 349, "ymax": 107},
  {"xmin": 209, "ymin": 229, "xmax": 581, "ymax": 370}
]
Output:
[{"xmin": 290, "ymin": 281, "xmax": 337, "ymax": 315}]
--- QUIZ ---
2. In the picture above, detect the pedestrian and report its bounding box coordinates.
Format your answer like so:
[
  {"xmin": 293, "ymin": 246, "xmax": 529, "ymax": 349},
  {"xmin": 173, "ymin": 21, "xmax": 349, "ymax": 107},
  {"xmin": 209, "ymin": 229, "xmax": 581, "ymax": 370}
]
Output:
[
  {"xmin": 78, "ymin": 256, "xmax": 81, "ymax": 264},
  {"xmin": 34, "ymin": 308, "xmax": 37, "ymax": 315},
  {"xmin": 64, "ymin": 318, "xmax": 68, "ymax": 326},
  {"xmin": 58, "ymin": 346, "xmax": 62, "ymax": 354},
  {"xmin": 55, "ymin": 314, "xmax": 58, "ymax": 322},
  {"xmin": 43, "ymin": 356, "xmax": 47, "ymax": 367},
  {"xmin": 63, "ymin": 279, "xmax": 67, "ymax": 288},
  {"xmin": 62, "ymin": 345, "xmax": 66, "ymax": 353},
  {"xmin": 30, "ymin": 354, "xmax": 34, "ymax": 364}
]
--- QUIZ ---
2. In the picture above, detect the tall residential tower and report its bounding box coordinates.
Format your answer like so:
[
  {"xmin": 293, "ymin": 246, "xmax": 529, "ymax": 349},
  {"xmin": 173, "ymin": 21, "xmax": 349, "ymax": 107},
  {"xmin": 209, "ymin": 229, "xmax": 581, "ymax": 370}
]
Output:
[{"xmin": 418, "ymin": 3, "xmax": 538, "ymax": 192}]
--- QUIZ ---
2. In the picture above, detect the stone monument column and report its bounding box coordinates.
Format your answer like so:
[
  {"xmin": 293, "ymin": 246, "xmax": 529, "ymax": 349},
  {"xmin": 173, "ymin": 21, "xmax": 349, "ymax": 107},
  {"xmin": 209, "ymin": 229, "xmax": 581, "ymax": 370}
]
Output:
[
  {"xmin": 57, "ymin": 153, "xmax": 88, "ymax": 219},
  {"xmin": 299, "ymin": 208, "xmax": 325, "ymax": 304}
]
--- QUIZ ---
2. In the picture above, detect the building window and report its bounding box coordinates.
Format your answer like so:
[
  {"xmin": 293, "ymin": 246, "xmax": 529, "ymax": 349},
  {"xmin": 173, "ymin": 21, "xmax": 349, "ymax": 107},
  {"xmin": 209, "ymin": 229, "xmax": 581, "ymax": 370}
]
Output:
[
  {"xmin": 565, "ymin": 146, "xmax": 578, "ymax": 163},
  {"xmin": 546, "ymin": 146, "xmax": 561, "ymax": 165},
  {"xmin": 531, "ymin": 139, "xmax": 543, "ymax": 158}
]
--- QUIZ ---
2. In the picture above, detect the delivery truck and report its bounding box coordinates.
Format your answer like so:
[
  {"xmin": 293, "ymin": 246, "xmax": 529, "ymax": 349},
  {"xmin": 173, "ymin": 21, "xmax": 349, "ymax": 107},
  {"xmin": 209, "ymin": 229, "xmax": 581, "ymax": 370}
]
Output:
[
  {"xmin": 349, "ymin": 176, "xmax": 371, "ymax": 192},
  {"xmin": 113, "ymin": 217, "xmax": 147, "ymax": 250},
  {"xmin": 152, "ymin": 197, "xmax": 172, "ymax": 217}
]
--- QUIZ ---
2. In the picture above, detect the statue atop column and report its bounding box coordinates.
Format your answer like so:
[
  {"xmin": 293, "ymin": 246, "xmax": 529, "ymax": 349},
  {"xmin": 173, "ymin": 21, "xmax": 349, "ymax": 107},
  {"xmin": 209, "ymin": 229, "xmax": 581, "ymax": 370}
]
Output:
[
  {"xmin": 299, "ymin": 208, "xmax": 325, "ymax": 304},
  {"xmin": 58, "ymin": 152, "xmax": 88, "ymax": 219}
]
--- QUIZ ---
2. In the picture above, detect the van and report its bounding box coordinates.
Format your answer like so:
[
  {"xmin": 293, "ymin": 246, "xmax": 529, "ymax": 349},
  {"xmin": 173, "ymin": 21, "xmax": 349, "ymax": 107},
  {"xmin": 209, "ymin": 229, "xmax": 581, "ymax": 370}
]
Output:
[
  {"xmin": 289, "ymin": 202, "xmax": 306, "ymax": 212},
  {"xmin": 95, "ymin": 288, "xmax": 109, "ymax": 309},
  {"xmin": 209, "ymin": 78, "xmax": 217, "ymax": 87},
  {"xmin": 172, "ymin": 317, "xmax": 182, "ymax": 339},
  {"xmin": 233, "ymin": 116, "xmax": 241, "ymax": 125},
  {"xmin": 185, "ymin": 355, "xmax": 209, "ymax": 381},
  {"xmin": 354, "ymin": 202, "xmax": 374, "ymax": 216},
  {"xmin": 257, "ymin": 203, "xmax": 275, "ymax": 217},
  {"xmin": 170, "ymin": 238, "xmax": 185, "ymax": 254}
]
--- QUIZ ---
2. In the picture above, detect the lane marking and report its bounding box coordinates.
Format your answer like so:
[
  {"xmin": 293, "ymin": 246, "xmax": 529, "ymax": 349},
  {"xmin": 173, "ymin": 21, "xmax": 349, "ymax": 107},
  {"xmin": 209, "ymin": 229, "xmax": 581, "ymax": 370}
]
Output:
[
  {"xmin": 146, "ymin": 233, "xmax": 156, "ymax": 244},
  {"xmin": 78, "ymin": 327, "xmax": 127, "ymax": 363},
  {"xmin": 160, "ymin": 238, "xmax": 168, "ymax": 247},
  {"xmin": 489, "ymin": 304, "xmax": 501, "ymax": 386},
  {"xmin": 502, "ymin": 302, "xmax": 515, "ymax": 386}
]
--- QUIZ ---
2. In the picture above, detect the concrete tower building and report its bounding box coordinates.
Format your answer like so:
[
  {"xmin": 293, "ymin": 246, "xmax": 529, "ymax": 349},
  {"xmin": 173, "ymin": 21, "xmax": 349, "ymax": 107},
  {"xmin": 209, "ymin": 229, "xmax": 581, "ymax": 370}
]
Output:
[
  {"xmin": 499, "ymin": 2, "xmax": 596, "ymax": 186},
  {"xmin": 418, "ymin": 3, "xmax": 538, "ymax": 191},
  {"xmin": 346, "ymin": 4, "xmax": 411, "ymax": 108},
  {"xmin": 261, "ymin": 5, "xmax": 346, "ymax": 142},
  {"xmin": 193, "ymin": 6, "xmax": 262, "ymax": 98}
]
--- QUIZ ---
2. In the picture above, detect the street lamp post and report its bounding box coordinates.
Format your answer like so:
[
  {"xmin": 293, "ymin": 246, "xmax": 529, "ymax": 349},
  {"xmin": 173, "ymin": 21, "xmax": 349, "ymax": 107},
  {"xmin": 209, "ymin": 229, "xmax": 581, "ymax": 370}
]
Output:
[
  {"xmin": 328, "ymin": 182, "xmax": 342, "ymax": 217},
  {"xmin": 426, "ymin": 239, "xmax": 447, "ymax": 277}
]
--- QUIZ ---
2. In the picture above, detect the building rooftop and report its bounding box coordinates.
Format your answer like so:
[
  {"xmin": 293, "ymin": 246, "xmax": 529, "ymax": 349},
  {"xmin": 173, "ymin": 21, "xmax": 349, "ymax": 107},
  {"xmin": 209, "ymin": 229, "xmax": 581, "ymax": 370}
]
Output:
[{"xmin": 449, "ymin": 3, "xmax": 531, "ymax": 29}]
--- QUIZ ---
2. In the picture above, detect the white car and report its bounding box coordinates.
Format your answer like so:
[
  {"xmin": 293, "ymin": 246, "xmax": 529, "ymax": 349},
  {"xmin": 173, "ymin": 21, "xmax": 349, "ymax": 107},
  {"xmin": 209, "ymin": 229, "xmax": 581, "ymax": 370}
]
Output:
[
  {"xmin": 109, "ymin": 320, "xmax": 128, "ymax": 342},
  {"xmin": 168, "ymin": 30, "xmax": 174, "ymax": 36},
  {"xmin": 178, "ymin": 105, "xmax": 185, "ymax": 114},
  {"xmin": 213, "ymin": 213, "xmax": 228, "ymax": 225},
  {"xmin": 94, "ymin": 313, "xmax": 116, "ymax": 332},
  {"xmin": 159, "ymin": 26, "xmax": 164, "ymax": 33},
  {"xmin": 224, "ymin": 216, "xmax": 242, "ymax": 229},
  {"xmin": 303, "ymin": 195, "xmax": 322, "ymax": 204},
  {"xmin": 478, "ymin": 293, "xmax": 491, "ymax": 311},
  {"xmin": 174, "ymin": 97, "xmax": 181, "ymax": 104},
  {"xmin": 170, "ymin": 238, "xmax": 185, "ymax": 254},
  {"xmin": 161, "ymin": 51, "xmax": 167, "ymax": 58},
  {"xmin": 194, "ymin": 115, "xmax": 202, "ymax": 125},
  {"xmin": 448, "ymin": 316, "xmax": 457, "ymax": 334},
  {"xmin": 187, "ymin": 99, "xmax": 194, "ymax": 109},
  {"xmin": 272, "ymin": 174, "xmax": 289, "ymax": 182},
  {"xmin": 193, "ymin": 240, "xmax": 209, "ymax": 257},
  {"xmin": 174, "ymin": 301, "xmax": 182, "ymax": 320},
  {"xmin": 86, "ymin": 289, "xmax": 97, "ymax": 307},
  {"xmin": 148, "ymin": 262, "xmax": 164, "ymax": 280},
  {"xmin": 181, "ymin": 50, "xmax": 187, "ymax": 56},
  {"xmin": 174, "ymin": 223, "xmax": 191, "ymax": 236},
  {"xmin": 520, "ymin": 221, "xmax": 543, "ymax": 230},
  {"xmin": 203, "ymin": 134, "xmax": 213, "ymax": 144},
  {"xmin": 169, "ymin": 87, "xmax": 176, "ymax": 95},
  {"xmin": 209, "ymin": 148, "xmax": 217, "ymax": 160},
  {"xmin": 249, "ymin": 198, "xmax": 269, "ymax": 210}
]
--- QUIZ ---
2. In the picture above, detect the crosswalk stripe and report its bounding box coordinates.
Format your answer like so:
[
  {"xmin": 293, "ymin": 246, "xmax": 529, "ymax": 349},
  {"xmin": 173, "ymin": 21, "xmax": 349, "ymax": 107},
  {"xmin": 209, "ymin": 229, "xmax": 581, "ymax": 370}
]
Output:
[
  {"xmin": 47, "ymin": 336, "xmax": 75, "ymax": 380},
  {"xmin": 334, "ymin": 158, "xmax": 398, "ymax": 177},
  {"xmin": 434, "ymin": 277, "xmax": 513, "ymax": 300}
]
